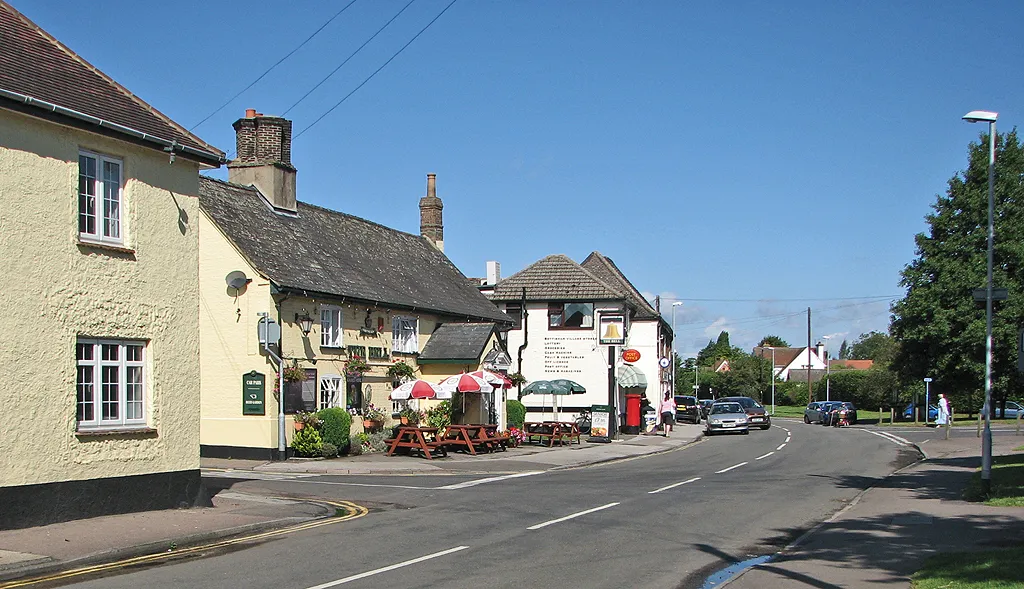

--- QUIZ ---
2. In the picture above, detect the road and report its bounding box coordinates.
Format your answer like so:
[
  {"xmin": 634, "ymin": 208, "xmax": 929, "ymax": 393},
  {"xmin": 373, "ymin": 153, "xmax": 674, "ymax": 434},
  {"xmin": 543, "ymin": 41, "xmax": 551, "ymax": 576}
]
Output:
[{"xmin": 55, "ymin": 421, "xmax": 921, "ymax": 589}]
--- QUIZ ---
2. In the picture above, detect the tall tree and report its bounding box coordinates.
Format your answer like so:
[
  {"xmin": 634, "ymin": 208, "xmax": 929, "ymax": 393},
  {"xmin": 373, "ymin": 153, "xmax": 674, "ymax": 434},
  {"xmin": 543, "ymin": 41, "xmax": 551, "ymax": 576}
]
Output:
[
  {"xmin": 891, "ymin": 130, "xmax": 1024, "ymax": 414},
  {"xmin": 758, "ymin": 335, "xmax": 789, "ymax": 347},
  {"xmin": 838, "ymin": 339, "xmax": 851, "ymax": 360},
  {"xmin": 697, "ymin": 331, "xmax": 744, "ymax": 366},
  {"xmin": 850, "ymin": 331, "xmax": 897, "ymax": 365}
]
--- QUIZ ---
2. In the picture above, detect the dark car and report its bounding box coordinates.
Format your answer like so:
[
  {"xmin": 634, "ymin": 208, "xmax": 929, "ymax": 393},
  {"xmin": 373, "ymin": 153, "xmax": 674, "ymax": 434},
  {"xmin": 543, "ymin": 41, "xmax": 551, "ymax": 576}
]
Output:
[
  {"xmin": 717, "ymin": 396, "xmax": 771, "ymax": 430},
  {"xmin": 698, "ymin": 399, "xmax": 715, "ymax": 419},
  {"xmin": 675, "ymin": 395, "xmax": 700, "ymax": 424},
  {"xmin": 804, "ymin": 401, "xmax": 830, "ymax": 424},
  {"xmin": 821, "ymin": 402, "xmax": 858, "ymax": 426}
]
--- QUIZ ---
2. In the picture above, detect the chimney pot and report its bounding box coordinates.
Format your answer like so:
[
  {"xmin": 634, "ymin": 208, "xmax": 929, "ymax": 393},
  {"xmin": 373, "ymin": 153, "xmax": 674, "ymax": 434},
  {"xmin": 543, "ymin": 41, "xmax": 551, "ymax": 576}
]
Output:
[
  {"xmin": 427, "ymin": 173, "xmax": 436, "ymax": 198},
  {"xmin": 245, "ymin": 108, "xmax": 256, "ymax": 118}
]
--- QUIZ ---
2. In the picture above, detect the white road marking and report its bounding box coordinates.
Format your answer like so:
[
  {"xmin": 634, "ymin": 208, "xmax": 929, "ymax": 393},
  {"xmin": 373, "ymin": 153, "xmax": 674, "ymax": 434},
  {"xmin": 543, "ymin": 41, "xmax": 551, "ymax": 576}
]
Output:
[
  {"xmin": 776, "ymin": 443, "xmax": 787, "ymax": 451},
  {"xmin": 437, "ymin": 471, "xmax": 543, "ymax": 490},
  {"xmin": 304, "ymin": 546, "xmax": 469, "ymax": 588},
  {"xmin": 527, "ymin": 502, "xmax": 620, "ymax": 530},
  {"xmin": 649, "ymin": 477, "xmax": 701, "ymax": 494},
  {"xmin": 202, "ymin": 470, "xmax": 320, "ymax": 481},
  {"xmin": 785, "ymin": 436, "xmax": 791, "ymax": 443},
  {"xmin": 756, "ymin": 452, "xmax": 774, "ymax": 460},
  {"xmin": 715, "ymin": 462, "xmax": 749, "ymax": 474},
  {"xmin": 864, "ymin": 429, "xmax": 912, "ymax": 446}
]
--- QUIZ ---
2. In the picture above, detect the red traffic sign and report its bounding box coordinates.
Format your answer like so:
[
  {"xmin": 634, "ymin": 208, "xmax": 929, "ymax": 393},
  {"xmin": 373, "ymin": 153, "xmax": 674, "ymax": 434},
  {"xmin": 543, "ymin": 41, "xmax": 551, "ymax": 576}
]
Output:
[{"xmin": 622, "ymin": 349, "xmax": 641, "ymax": 363}]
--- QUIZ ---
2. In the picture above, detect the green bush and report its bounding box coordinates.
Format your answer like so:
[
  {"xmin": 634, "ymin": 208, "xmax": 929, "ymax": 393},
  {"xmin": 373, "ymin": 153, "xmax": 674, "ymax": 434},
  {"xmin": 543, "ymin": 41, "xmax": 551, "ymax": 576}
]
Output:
[
  {"xmin": 291, "ymin": 427, "xmax": 323, "ymax": 457},
  {"xmin": 321, "ymin": 442, "xmax": 338, "ymax": 458},
  {"xmin": 506, "ymin": 399, "xmax": 526, "ymax": 427},
  {"xmin": 425, "ymin": 400, "xmax": 453, "ymax": 430},
  {"xmin": 318, "ymin": 407, "xmax": 351, "ymax": 449}
]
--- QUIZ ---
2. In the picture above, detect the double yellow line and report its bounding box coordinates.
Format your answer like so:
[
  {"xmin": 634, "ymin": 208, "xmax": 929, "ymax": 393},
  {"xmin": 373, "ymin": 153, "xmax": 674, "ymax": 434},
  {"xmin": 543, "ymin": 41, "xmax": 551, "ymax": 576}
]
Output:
[{"xmin": 0, "ymin": 499, "xmax": 367, "ymax": 588}]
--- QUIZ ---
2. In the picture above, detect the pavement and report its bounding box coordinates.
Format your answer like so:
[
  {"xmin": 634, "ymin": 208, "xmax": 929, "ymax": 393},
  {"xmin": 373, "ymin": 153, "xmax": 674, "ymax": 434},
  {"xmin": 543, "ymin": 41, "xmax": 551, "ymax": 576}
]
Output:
[{"xmin": 1, "ymin": 422, "xmax": 1022, "ymax": 588}]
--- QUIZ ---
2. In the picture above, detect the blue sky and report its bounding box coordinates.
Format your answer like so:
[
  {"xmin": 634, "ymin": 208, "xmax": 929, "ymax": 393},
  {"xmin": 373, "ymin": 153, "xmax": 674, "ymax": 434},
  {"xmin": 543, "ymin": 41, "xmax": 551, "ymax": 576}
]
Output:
[{"xmin": 15, "ymin": 0, "xmax": 1024, "ymax": 356}]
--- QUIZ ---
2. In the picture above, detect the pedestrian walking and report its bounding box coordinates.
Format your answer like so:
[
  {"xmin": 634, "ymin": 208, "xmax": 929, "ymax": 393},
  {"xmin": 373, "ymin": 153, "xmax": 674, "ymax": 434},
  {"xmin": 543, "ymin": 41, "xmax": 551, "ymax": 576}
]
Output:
[
  {"xmin": 660, "ymin": 392, "xmax": 676, "ymax": 436},
  {"xmin": 937, "ymin": 393, "xmax": 950, "ymax": 426}
]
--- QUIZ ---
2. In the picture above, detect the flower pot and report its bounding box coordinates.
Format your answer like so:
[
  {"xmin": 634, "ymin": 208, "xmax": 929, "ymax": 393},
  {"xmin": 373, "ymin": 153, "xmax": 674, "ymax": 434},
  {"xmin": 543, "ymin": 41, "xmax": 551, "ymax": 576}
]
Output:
[
  {"xmin": 294, "ymin": 422, "xmax": 305, "ymax": 431},
  {"xmin": 400, "ymin": 416, "xmax": 411, "ymax": 425}
]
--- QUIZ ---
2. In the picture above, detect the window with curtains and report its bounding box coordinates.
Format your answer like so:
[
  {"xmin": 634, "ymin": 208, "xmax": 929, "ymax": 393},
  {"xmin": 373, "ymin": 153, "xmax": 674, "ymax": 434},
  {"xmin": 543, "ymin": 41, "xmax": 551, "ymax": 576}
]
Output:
[
  {"xmin": 548, "ymin": 302, "xmax": 594, "ymax": 329},
  {"xmin": 78, "ymin": 151, "xmax": 123, "ymax": 245},
  {"xmin": 320, "ymin": 306, "xmax": 342, "ymax": 348},
  {"xmin": 76, "ymin": 339, "xmax": 146, "ymax": 428},
  {"xmin": 392, "ymin": 316, "xmax": 418, "ymax": 354}
]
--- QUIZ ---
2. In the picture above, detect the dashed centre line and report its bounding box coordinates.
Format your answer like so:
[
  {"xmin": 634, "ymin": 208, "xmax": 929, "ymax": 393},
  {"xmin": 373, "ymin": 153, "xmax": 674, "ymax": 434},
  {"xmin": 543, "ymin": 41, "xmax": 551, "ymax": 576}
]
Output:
[
  {"xmin": 527, "ymin": 502, "xmax": 620, "ymax": 530},
  {"xmin": 776, "ymin": 443, "xmax": 787, "ymax": 450},
  {"xmin": 756, "ymin": 451, "xmax": 774, "ymax": 460},
  {"xmin": 304, "ymin": 546, "xmax": 469, "ymax": 588},
  {"xmin": 649, "ymin": 477, "xmax": 701, "ymax": 494},
  {"xmin": 715, "ymin": 461, "xmax": 749, "ymax": 474}
]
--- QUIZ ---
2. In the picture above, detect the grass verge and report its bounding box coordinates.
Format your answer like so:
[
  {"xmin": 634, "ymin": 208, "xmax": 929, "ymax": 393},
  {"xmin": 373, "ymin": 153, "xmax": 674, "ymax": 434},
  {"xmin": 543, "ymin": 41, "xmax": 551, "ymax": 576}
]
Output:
[
  {"xmin": 912, "ymin": 546, "xmax": 1024, "ymax": 588},
  {"xmin": 963, "ymin": 452, "xmax": 1024, "ymax": 506}
]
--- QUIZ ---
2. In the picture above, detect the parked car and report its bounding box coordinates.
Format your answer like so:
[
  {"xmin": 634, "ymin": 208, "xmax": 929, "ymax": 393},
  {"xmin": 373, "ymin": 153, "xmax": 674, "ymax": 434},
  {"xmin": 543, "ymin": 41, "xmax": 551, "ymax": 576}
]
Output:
[
  {"xmin": 717, "ymin": 396, "xmax": 771, "ymax": 430},
  {"xmin": 821, "ymin": 402, "xmax": 858, "ymax": 426},
  {"xmin": 705, "ymin": 401, "xmax": 749, "ymax": 435},
  {"xmin": 979, "ymin": 401, "xmax": 1023, "ymax": 419},
  {"xmin": 804, "ymin": 401, "xmax": 830, "ymax": 424},
  {"xmin": 902, "ymin": 403, "xmax": 938, "ymax": 421},
  {"xmin": 698, "ymin": 399, "xmax": 715, "ymax": 419},
  {"xmin": 675, "ymin": 395, "xmax": 700, "ymax": 424}
]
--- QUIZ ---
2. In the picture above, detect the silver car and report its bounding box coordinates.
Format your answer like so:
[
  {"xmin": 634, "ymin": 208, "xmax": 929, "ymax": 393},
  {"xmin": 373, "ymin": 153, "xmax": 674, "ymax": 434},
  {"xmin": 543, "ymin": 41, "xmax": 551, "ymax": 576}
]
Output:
[{"xmin": 705, "ymin": 402, "xmax": 750, "ymax": 435}]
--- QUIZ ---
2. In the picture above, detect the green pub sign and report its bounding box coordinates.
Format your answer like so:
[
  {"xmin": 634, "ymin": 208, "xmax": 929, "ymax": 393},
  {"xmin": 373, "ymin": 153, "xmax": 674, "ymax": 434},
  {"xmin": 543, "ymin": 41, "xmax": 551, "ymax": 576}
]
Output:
[{"xmin": 242, "ymin": 371, "xmax": 265, "ymax": 415}]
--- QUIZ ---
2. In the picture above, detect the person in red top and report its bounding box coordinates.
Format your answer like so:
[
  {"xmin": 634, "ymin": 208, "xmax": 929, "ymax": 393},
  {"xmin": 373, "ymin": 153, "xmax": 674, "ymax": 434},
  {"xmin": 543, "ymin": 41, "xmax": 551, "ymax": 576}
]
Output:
[{"xmin": 660, "ymin": 392, "xmax": 676, "ymax": 436}]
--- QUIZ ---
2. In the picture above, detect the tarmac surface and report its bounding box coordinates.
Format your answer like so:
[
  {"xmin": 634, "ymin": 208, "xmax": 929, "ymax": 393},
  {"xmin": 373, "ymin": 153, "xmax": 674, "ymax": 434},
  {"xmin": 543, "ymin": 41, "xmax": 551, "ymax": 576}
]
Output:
[{"xmin": 1, "ymin": 421, "xmax": 1022, "ymax": 588}]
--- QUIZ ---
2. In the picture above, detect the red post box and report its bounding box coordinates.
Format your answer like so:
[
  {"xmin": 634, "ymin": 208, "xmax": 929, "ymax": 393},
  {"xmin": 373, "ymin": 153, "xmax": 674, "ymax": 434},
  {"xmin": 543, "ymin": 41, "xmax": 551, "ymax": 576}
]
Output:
[{"xmin": 625, "ymin": 393, "xmax": 642, "ymax": 434}]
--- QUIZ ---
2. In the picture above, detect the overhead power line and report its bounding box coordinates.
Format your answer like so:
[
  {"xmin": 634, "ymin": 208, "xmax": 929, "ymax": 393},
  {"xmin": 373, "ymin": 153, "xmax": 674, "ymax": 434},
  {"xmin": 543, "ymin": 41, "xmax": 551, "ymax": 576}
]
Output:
[
  {"xmin": 293, "ymin": 0, "xmax": 458, "ymax": 141},
  {"xmin": 282, "ymin": 0, "xmax": 418, "ymax": 117},
  {"xmin": 663, "ymin": 295, "xmax": 899, "ymax": 303},
  {"xmin": 188, "ymin": 0, "xmax": 359, "ymax": 131}
]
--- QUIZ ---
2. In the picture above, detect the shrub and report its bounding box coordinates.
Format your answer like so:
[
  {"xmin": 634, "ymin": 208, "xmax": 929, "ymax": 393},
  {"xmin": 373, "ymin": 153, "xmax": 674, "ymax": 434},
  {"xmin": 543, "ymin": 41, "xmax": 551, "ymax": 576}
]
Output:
[
  {"xmin": 506, "ymin": 399, "xmax": 526, "ymax": 427},
  {"xmin": 318, "ymin": 407, "xmax": 351, "ymax": 449},
  {"xmin": 291, "ymin": 427, "xmax": 323, "ymax": 457},
  {"xmin": 425, "ymin": 400, "xmax": 453, "ymax": 431},
  {"xmin": 321, "ymin": 442, "xmax": 338, "ymax": 458}
]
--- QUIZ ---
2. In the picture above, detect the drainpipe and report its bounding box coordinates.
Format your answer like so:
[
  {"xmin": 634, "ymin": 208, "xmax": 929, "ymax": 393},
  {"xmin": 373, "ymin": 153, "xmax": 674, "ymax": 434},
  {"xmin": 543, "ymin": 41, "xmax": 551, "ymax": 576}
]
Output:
[
  {"xmin": 516, "ymin": 288, "xmax": 528, "ymax": 399},
  {"xmin": 272, "ymin": 295, "xmax": 289, "ymax": 459}
]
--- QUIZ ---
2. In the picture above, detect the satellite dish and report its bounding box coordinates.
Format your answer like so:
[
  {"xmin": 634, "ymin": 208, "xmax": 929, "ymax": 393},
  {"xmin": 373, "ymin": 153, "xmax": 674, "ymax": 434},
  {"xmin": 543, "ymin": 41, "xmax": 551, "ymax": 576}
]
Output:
[{"xmin": 225, "ymin": 270, "xmax": 250, "ymax": 295}]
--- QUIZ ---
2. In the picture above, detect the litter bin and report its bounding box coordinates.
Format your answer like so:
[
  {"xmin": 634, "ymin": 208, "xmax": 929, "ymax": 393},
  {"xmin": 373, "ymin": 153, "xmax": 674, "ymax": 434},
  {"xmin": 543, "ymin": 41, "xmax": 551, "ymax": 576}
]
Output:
[
  {"xmin": 643, "ymin": 407, "xmax": 658, "ymax": 433},
  {"xmin": 624, "ymin": 393, "xmax": 642, "ymax": 434}
]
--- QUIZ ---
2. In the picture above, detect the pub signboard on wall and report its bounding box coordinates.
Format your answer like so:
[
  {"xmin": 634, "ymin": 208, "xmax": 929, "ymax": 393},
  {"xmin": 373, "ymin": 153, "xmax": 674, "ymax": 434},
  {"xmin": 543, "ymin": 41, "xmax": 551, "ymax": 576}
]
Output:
[{"xmin": 242, "ymin": 371, "xmax": 265, "ymax": 415}]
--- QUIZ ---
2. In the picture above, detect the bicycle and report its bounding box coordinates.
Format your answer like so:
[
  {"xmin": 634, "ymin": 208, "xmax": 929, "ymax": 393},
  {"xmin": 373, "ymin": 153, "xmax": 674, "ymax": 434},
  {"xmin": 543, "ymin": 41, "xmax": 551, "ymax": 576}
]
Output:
[{"xmin": 574, "ymin": 408, "xmax": 592, "ymax": 434}]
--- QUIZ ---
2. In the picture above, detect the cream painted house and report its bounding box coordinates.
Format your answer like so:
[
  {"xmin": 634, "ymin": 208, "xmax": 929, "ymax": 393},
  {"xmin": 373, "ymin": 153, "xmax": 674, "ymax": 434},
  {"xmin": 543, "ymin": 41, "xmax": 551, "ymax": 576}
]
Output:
[
  {"xmin": 198, "ymin": 112, "xmax": 512, "ymax": 460},
  {"xmin": 0, "ymin": 2, "xmax": 224, "ymax": 528}
]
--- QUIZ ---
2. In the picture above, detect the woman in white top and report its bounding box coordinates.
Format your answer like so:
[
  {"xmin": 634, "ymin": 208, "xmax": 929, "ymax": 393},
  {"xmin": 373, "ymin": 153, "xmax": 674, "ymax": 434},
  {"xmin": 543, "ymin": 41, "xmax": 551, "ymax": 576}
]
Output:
[{"xmin": 660, "ymin": 393, "xmax": 676, "ymax": 436}]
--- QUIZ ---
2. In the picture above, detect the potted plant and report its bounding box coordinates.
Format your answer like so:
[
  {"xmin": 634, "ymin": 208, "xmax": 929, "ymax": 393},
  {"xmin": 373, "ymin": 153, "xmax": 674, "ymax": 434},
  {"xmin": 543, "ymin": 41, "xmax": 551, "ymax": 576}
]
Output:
[
  {"xmin": 507, "ymin": 372, "xmax": 527, "ymax": 387},
  {"xmin": 283, "ymin": 361, "xmax": 306, "ymax": 383},
  {"xmin": 386, "ymin": 360, "xmax": 416, "ymax": 385},
  {"xmin": 399, "ymin": 406, "xmax": 423, "ymax": 426},
  {"xmin": 346, "ymin": 356, "xmax": 370, "ymax": 380},
  {"xmin": 293, "ymin": 410, "xmax": 322, "ymax": 431},
  {"xmin": 362, "ymin": 403, "xmax": 387, "ymax": 431}
]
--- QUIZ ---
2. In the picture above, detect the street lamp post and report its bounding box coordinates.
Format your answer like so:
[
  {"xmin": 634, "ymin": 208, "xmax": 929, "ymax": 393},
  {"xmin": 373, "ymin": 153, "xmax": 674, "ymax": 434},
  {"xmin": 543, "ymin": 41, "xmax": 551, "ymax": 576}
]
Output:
[
  {"xmin": 963, "ymin": 109, "xmax": 998, "ymax": 493},
  {"xmin": 822, "ymin": 335, "xmax": 832, "ymax": 401},
  {"xmin": 671, "ymin": 302, "xmax": 683, "ymax": 399}
]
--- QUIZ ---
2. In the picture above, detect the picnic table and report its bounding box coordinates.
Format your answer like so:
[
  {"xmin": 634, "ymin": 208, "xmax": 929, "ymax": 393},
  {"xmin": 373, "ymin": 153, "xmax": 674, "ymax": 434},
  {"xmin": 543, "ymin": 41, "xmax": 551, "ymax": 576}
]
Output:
[
  {"xmin": 524, "ymin": 421, "xmax": 577, "ymax": 447},
  {"xmin": 443, "ymin": 424, "xmax": 508, "ymax": 455},
  {"xmin": 385, "ymin": 426, "xmax": 449, "ymax": 459}
]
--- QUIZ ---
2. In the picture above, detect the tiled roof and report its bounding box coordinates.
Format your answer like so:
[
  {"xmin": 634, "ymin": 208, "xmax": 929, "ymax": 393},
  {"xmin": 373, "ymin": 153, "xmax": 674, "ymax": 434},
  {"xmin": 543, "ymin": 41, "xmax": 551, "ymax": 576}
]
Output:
[
  {"xmin": 0, "ymin": 2, "xmax": 222, "ymax": 162},
  {"xmin": 418, "ymin": 323, "xmax": 496, "ymax": 361},
  {"xmin": 488, "ymin": 254, "xmax": 625, "ymax": 302},
  {"xmin": 580, "ymin": 251, "xmax": 660, "ymax": 319},
  {"xmin": 830, "ymin": 359, "xmax": 874, "ymax": 370},
  {"xmin": 753, "ymin": 346, "xmax": 805, "ymax": 368},
  {"xmin": 199, "ymin": 177, "xmax": 511, "ymax": 324}
]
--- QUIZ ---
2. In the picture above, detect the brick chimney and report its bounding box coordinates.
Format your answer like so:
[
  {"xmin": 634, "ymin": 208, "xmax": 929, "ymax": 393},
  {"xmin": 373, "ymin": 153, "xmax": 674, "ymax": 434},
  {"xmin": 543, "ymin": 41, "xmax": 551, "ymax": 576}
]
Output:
[
  {"xmin": 228, "ymin": 109, "xmax": 297, "ymax": 213},
  {"xmin": 419, "ymin": 173, "xmax": 444, "ymax": 252}
]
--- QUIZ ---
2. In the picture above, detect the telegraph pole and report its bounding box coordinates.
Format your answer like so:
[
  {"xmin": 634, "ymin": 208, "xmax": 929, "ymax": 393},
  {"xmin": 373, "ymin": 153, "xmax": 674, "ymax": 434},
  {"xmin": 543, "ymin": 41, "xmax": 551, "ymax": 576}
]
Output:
[{"xmin": 807, "ymin": 307, "xmax": 813, "ymax": 404}]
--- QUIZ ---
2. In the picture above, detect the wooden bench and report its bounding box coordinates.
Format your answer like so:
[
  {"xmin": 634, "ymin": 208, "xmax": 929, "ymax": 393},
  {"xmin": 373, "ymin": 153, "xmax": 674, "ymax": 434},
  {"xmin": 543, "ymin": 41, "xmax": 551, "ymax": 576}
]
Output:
[
  {"xmin": 386, "ymin": 426, "xmax": 449, "ymax": 459},
  {"xmin": 524, "ymin": 422, "xmax": 569, "ymax": 447}
]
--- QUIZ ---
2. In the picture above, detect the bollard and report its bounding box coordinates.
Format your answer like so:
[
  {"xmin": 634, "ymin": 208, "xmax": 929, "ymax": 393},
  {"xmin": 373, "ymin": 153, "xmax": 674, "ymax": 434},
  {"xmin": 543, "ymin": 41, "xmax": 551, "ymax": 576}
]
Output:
[
  {"xmin": 945, "ymin": 420, "xmax": 951, "ymax": 440},
  {"xmin": 1017, "ymin": 412, "xmax": 1021, "ymax": 436},
  {"xmin": 978, "ymin": 413, "xmax": 982, "ymax": 438},
  {"xmin": 879, "ymin": 407, "xmax": 883, "ymax": 427},
  {"xmin": 890, "ymin": 408, "xmax": 895, "ymax": 426}
]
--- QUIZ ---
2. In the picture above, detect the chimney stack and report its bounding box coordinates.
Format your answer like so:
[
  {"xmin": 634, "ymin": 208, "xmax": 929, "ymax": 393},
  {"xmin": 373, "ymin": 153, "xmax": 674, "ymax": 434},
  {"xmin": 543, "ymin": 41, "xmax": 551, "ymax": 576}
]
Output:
[
  {"xmin": 228, "ymin": 109, "xmax": 297, "ymax": 213},
  {"xmin": 486, "ymin": 261, "xmax": 501, "ymax": 285},
  {"xmin": 419, "ymin": 173, "xmax": 444, "ymax": 252}
]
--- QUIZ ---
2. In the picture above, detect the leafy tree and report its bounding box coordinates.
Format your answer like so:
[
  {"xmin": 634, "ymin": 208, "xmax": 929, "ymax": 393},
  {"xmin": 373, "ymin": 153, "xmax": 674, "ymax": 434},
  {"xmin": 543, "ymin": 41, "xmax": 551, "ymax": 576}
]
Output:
[
  {"xmin": 697, "ymin": 331, "xmax": 745, "ymax": 366},
  {"xmin": 850, "ymin": 331, "xmax": 897, "ymax": 365},
  {"xmin": 758, "ymin": 335, "xmax": 789, "ymax": 347},
  {"xmin": 891, "ymin": 129, "xmax": 1024, "ymax": 416},
  {"xmin": 838, "ymin": 339, "xmax": 852, "ymax": 360}
]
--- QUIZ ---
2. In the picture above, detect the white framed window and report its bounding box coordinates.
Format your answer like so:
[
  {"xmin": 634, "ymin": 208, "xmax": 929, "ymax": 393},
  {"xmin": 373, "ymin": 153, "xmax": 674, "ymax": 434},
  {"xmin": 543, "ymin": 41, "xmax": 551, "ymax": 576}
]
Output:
[
  {"xmin": 392, "ymin": 316, "xmax": 418, "ymax": 354},
  {"xmin": 76, "ymin": 339, "xmax": 146, "ymax": 429},
  {"xmin": 319, "ymin": 375, "xmax": 343, "ymax": 410},
  {"xmin": 320, "ymin": 306, "xmax": 343, "ymax": 348},
  {"xmin": 78, "ymin": 151, "xmax": 123, "ymax": 245}
]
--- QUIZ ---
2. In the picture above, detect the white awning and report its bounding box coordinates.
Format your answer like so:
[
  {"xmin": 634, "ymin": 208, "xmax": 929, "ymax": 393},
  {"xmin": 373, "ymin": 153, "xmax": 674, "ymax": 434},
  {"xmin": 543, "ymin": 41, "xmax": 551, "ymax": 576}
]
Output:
[{"xmin": 617, "ymin": 365, "xmax": 648, "ymax": 389}]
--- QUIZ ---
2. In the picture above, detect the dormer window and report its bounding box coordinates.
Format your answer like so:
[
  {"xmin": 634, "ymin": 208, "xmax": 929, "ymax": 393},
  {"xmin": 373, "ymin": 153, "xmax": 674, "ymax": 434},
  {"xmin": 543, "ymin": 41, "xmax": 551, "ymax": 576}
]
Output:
[
  {"xmin": 78, "ymin": 151, "xmax": 123, "ymax": 245},
  {"xmin": 548, "ymin": 302, "xmax": 594, "ymax": 329}
]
